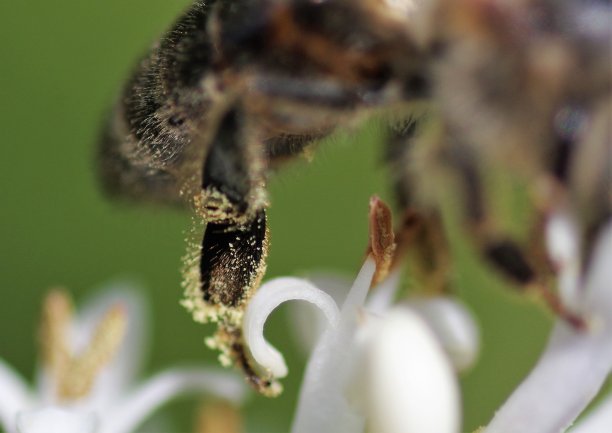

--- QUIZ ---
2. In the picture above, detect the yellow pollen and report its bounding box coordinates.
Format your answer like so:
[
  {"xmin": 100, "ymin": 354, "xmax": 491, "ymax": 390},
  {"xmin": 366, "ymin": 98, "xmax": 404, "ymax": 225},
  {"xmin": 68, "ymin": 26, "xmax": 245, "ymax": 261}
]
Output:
[{"xmin": 39, "ymin": 289, "xmax": 128, "ymax": 401}]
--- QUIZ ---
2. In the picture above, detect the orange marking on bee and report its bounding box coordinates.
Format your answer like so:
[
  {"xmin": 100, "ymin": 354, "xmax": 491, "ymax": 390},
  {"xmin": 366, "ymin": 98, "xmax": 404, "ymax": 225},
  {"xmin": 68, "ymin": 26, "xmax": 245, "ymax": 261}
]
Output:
[{"xmin": 268, "ymin": 4, "xmax": 384, "ymax": 83}]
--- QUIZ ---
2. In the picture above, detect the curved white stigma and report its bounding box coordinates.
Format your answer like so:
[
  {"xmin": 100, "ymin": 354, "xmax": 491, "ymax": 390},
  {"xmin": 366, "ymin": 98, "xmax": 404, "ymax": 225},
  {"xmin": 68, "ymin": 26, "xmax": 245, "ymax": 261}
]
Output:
[{"xmin": 243, "ymin": 277, "xmax": 340, "ymax": 378}]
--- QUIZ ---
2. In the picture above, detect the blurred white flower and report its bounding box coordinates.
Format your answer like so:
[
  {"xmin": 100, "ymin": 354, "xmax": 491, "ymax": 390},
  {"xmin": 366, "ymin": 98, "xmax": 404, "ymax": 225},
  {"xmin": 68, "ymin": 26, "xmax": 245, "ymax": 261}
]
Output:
[
  {"xmin": 486, "ymin": 217, "xmax": 612, "ymax": 433},
  {"xmin": 0, "ymin": 284, "xmax": 246, "ymax": 433}
]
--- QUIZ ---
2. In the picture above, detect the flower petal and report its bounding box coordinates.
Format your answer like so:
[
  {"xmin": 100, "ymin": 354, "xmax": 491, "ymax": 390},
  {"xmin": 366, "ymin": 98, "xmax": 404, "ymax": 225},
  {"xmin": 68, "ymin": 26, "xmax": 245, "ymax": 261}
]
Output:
[
  {"xmin": 545, "ymin": 211, "xmax": 579, "ymax": 269},
  {"xmin": 485, "ymin": 322, "xmax": 612, "ymax": 433},
  {"xmin": 407, "ymin": 297, "xmax": 480, "ymax": 371},
  {"xmin": 579, "ymin": 220, "xmax": 612, "ymax": 318},
  {"xmin": 0, "ymin": 360, "xmax": 32, "ymax": 433},
  {"xmin": 291, "ymin": 258, "xmax": 376, "ymax": 433},
  {"xmin": 101, "ymin": 368, "xmax": 246, "ymax": 433},
  {"xmin": 545, "ymin": 212, "xmax": 581, "ymax": 307},
  {"xmin": 243, "ymin": 277, "xmax": 340, "ymax": 378},
  {"xmin": 486, "ymin": 220, "xmax": 612, "ymax": 433},
  {"xmin": 367, "ymin": 308, "xmax": 461, "ymax": 433},
  {"xmin": 16, "ymin": 407, "xmax": 98, "ymax": 433},
  {"xmin": 570, "ymin": 392, "xmax": 612, "ymax": 433}
]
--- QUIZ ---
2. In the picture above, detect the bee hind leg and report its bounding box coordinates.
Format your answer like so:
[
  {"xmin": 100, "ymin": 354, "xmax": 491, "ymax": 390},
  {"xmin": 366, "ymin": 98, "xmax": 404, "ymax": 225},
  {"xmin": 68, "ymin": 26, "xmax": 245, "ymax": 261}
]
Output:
[
  {"xmin": 196, "ymin": 106, "xmax": 270, "ymax": 307},
  {"xmin": 386, "ymin": 117, "xmax": 454, "ymax": 296},
  {"xmin": 440, "ymin": 137, "xmax": 585, "ymax": 328},
  {"xmin": 182, "ymin": 105, "xmax": 281, "ymax": 394},
  {"xmin": 388, "ymin": 117, "xmax": 584, "ymax": 327}
]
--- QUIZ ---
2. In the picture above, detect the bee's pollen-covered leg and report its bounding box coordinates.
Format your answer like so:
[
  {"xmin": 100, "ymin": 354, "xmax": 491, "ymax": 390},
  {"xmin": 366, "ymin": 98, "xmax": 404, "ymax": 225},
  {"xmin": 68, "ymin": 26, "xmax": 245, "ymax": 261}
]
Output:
[{"xmin": 182, "ymin": 106, "xmax": 281, "ymax": 395}]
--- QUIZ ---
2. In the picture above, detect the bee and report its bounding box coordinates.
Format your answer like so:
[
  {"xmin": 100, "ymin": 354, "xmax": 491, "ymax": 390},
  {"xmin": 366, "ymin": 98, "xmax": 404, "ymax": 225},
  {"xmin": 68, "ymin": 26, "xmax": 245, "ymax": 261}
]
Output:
[{"xmin": 99, "ymin": 0, "xmax": 611, "ymax": 394}]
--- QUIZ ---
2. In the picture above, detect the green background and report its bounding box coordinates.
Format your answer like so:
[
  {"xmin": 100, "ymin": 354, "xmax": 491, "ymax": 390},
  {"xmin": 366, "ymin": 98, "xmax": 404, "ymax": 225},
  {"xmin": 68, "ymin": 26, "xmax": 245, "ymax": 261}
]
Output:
[{"xmin": 0, "ymin": 1, "xmax": 555, "ymax": 431}]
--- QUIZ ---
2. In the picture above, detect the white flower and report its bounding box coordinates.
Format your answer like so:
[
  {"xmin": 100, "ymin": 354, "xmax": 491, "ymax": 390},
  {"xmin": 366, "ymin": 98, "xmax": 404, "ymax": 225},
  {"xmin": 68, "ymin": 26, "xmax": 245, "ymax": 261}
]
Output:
[
  {"xmin": 0, "ymin": 284, "xmax": 247, "ymax": 433},
  {"xmin": 240, "ymin": 200, "xmax": 612, "ymax": 433},
  {"xmin": 239, "ymin": 193, "xmax": 482, "ymax": 433},
  {"xmin": 485, "ymin": 217, "xmax": 612, "ymax": 433},
  {"xmin": 243, "ymin": 257, "xmax": 478, "ymax": 433}
]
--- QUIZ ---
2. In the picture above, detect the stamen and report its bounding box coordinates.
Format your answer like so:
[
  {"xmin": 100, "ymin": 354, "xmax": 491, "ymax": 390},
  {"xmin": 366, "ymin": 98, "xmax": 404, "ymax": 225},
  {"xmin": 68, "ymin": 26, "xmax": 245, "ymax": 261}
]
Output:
[
  {"xmin": 38, "ymin": 289, "xmax": 128, "ymax": 401},
  {"xmin": 59, "ymin": 304, "xmax": 127, "ymax": 400},
  {"xmin": 39, "ymin": 290, "xmax": 73, "ymax": 393},
  {"xmin": 367, "ymin": 196, "xmax": 396, "ymax": 287},
  {"xmin": 291, "ymin": 258, "xmax": 376, "ymax": 433}
]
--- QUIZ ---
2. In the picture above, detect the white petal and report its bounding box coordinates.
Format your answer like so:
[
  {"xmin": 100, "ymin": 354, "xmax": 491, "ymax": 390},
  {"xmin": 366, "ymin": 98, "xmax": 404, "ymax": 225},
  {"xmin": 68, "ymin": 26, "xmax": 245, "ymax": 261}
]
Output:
[
  {"xmin": 545, "ymin": 212, "xmax": 581, "ymax": 307},
  {"xmin": 570, "ymin": 393, "xmax": 612, "ymax": 433},
  {"xmin": 485, "ymin": 322, "xmax": 612, "ymax": 433},
  {"xmin": 368, "ymin": 310, "xmax": 461, "ymax": 433},
  {"xmin": 16, "ymin": 407, "xmax": 98, "ymax": 433},
  {"xmin": 580, "ymin": 220, "xmax": 612, "ymax": 317},
  {"xmin": 407, "ymin": 297, "xmax": 480, "ymax": 371},
  {"xmin": 545, "ymin": 211, "xmax": 579, "ymax": 270},
  {"xmin": 0, "ymin": 360, "xmax": 32, "ymax": 433},
  {"xmin": 368, "ymin": 308, "xmax": 461, "ymax": 433},
  {"xmin": 243, "ymin": 277, "xmax": 340, "ymax": 378},
  {"xmin": 486, "ymin": 221, "xmax": 612, "ymax": 433},
  {"xmin": 68, "ymin": 284, "xmax": 148, "ymax": 411},
  {"xmin": 101, "ymin": 368, "xmax": 246, "ymax": 433},
  {"xmin": 288, "ymin": 274, "xmax": 351, "ymax": 356},
  {"xmin": 291, "ymin": 258, "xmax": 376, "ymax": 433}
]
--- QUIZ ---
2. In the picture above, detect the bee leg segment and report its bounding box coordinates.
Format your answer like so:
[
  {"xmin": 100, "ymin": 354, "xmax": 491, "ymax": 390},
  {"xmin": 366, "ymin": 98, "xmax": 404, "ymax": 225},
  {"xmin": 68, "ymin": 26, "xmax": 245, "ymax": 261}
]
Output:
[
  {"xmin": 197, "ymin": 107, "xmax": 269, "ymax": 310},
  {"xmin": 198, "ymin": 107, "xmax": 267, "ymax": 222},
  {"xmin": 444, "ymin": 141, "xmax": 585, "ymax": 328},
  {"xmin": 199, "ymin": 210, "xmax": 268, "ymax": 310},
  {"xmin": 184, "ymin": 106, "xmax": 282, "ymax": 394},
  {"xmin": 387, "ymin": 118, "xmax": 454, "ymax": 295},
  {"xmin": 198, "ymin": 210, "xmax": 279, "ymax": 395},
  {"xmin": 480, "ymin": 234, "xmax": 585, "ymax": 329},
  {"xmin": 395, "ymin": 210, "xmax": 454, "ymax": 295}
]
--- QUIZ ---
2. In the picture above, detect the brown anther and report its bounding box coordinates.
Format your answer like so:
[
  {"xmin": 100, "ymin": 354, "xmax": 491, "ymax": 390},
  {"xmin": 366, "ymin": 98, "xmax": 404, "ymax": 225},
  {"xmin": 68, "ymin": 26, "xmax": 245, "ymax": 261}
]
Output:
[
  {"xmin": 367, "ymin": 196, "xmax": 396, "ymax": 287},
  {"xmin": 195, "ymin": 401, "xmax": 243, "ymax": 433}
]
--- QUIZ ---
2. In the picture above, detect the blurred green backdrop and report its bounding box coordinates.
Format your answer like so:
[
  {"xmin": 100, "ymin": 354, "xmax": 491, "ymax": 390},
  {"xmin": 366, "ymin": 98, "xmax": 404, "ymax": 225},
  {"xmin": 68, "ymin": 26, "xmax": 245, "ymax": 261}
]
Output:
[{"xmin": 0, "ymin": 1, "xmax": 553, "ymax": 432}]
